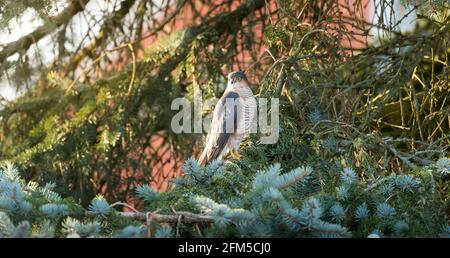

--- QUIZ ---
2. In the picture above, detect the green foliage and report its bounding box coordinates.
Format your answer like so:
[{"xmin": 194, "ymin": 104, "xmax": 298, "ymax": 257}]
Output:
[
  {"xmin": 0, "ymin": 0, "xmax": 57, "ymax": 27},
  {"xmin": 135, "ymin": 185, "xmax": 159, "ymax": 203},
  {"xmin": 0, "ymin": 163, "xmax": 146, "ymax": 238},
  {"xmin": 0, "ymin": 0, "xmax": 449, "ymax": 238},
  {"xmin": 116, "ymin": 225, "xmax": 146, "ymax": 238},
  {"xmin": 154, "ymin": 225, "xmax": 174, "ymax": 238},
  {"xmin": 167, "ymin": 158, "xmax": 447, "ymax": 237}
]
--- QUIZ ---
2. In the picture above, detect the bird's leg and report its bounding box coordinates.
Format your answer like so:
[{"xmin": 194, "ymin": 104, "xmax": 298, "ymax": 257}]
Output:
[{"xmin": 229, "ymin": 149, "xmax": 242, "ymax": 160}]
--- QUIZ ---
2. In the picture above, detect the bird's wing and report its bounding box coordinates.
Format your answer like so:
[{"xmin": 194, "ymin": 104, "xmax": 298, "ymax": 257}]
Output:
[{"xmin": 200, "ymin": 91, "xmax": 239, "ymax": 164}]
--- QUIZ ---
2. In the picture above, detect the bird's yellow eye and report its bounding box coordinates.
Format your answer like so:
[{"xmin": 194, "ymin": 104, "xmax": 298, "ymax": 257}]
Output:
[{"xmin": 235, "ymin": 77, "xmax": 241, "ymax": 82}]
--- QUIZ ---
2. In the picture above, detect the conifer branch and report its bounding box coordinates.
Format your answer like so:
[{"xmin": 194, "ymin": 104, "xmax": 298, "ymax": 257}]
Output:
[
  {"xmin": 62, "ymin": 0, "xmax": 137, "ymax": 73},
  {"xmin": 119, "ymin": 211, "xmax": 214, "ymax": 223}
]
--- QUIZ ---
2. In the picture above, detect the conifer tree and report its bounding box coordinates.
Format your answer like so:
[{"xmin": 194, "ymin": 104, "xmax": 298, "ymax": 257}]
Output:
[{"xmin": 0, "ymin": 0, "xmax": 449, "ymax": 237}]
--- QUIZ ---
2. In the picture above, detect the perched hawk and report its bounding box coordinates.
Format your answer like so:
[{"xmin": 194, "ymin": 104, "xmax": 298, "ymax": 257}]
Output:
[{"xmin": 198, "ymin": 71, "xmax": 257, "ymax": 166}]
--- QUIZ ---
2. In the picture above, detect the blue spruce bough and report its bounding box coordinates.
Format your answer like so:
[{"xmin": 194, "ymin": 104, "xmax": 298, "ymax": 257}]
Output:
[{"xmin": 329, "ymin": 203, "xmax": 346, "ymax": 222}]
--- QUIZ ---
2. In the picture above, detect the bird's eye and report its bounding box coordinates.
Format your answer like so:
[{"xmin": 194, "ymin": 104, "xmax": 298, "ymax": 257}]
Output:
[{"xmin": 235, "ymin": 77, "xmax": 241, "ymax": 82}]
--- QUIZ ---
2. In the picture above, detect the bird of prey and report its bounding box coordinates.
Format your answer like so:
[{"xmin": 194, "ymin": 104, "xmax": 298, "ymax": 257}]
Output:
[{"xmin": 198, "ymin": 71, "xmax": 257, "ymax": 166}]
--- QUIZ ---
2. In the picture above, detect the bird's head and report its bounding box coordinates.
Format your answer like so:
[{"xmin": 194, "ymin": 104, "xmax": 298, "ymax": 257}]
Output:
[{"xmin": 227, "ymin": 71, "xmax": 249, "ymax": 89}]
